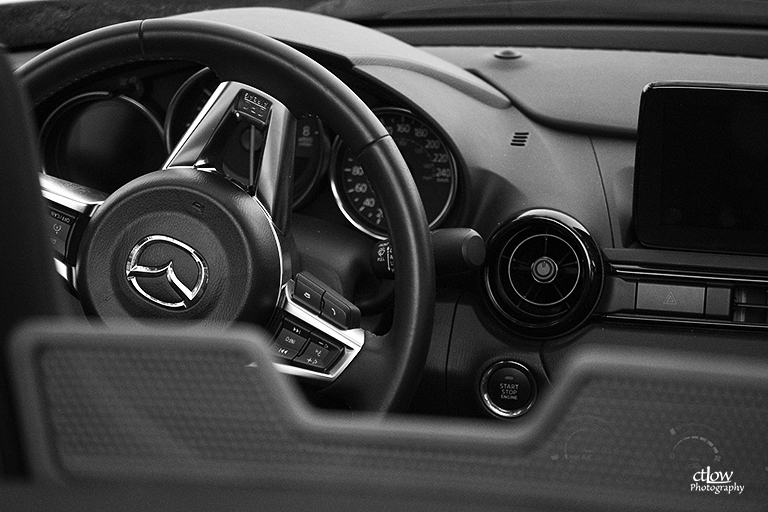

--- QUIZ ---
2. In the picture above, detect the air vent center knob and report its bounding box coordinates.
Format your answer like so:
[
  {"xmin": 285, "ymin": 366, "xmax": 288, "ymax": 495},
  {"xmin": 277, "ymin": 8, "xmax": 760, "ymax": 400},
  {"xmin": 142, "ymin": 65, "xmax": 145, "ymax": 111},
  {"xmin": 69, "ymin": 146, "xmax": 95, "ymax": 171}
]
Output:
[{"xmin": 532, "ymin": 256, "xmax": 558, "ymax": 283}]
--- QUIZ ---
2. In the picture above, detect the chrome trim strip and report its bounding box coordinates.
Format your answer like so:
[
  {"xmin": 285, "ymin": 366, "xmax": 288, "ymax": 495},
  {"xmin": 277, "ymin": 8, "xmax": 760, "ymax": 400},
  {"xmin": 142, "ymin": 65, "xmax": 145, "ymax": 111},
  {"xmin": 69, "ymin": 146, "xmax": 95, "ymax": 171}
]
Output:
[
  {"xmin": 164, "ymin": 68, "xmax": 217, "ymax": 153},
  {"xmin": 611, "ymin": 264, "xmax": 768, "ymax": 286},
  {"xmin": 602, "ymin": 313, "xmax": 768, "ymax": 331},
  {"xmin": 163, "ymin": 81, "xmax": 234, "ymax": 169},
  {"xmin": 53, "ymin": 258, "xmax": 76, "ymax": 289},
  {"xmin": 40, "ymin": 174, "xmax": 106, "ymax": 217}
]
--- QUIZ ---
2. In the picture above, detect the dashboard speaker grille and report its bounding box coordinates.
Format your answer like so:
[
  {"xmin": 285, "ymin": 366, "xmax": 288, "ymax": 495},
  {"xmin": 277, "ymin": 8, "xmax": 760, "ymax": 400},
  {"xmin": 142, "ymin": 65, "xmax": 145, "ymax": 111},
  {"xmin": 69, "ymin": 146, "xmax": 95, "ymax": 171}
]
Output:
[{"xmin": 485, "ymin": 210, "xmax": 603, "ymax": 337}]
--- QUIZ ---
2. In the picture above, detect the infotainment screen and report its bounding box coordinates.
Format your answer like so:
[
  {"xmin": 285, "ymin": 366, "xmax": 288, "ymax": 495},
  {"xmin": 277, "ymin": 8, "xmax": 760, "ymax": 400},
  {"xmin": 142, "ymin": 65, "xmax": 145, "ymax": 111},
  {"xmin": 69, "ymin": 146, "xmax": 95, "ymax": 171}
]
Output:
[{"xmin": 634, "ymin": 82, "xmax": 768, "ymax": 255}]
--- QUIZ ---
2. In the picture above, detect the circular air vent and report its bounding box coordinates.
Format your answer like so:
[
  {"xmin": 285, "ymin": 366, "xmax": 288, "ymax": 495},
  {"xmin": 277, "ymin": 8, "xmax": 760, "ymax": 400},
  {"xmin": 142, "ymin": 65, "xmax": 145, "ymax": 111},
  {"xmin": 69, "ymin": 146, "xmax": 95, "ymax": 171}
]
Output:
[{"xmin": 485, "ymin": 210, "xmax": 603, "ymax": 338}]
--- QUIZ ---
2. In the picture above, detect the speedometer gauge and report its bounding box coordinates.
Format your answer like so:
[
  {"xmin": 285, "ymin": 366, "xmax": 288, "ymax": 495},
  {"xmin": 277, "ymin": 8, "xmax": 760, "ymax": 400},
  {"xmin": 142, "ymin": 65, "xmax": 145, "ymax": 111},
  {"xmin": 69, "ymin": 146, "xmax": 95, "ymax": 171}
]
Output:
[{"xmin": 331, "ymin": 108, "xmax": 457, "ymax": 239}]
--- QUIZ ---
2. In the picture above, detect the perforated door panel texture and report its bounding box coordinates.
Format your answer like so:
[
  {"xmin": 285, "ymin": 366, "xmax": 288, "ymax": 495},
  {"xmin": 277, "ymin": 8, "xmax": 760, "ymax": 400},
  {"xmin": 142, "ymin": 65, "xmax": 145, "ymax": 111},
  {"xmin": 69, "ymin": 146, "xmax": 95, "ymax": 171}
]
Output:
[{"xmin": 10, "ymin": 320, "xmax": 768, "ymax": 511}]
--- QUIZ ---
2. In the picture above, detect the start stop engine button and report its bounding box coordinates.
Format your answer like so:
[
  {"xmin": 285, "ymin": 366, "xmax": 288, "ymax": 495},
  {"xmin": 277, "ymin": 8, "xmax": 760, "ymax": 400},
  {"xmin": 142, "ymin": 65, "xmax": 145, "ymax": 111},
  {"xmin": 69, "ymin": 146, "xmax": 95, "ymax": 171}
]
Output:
[{"xmin": 480, "ymin": 361, "xmax": 536, "ymax": 418}]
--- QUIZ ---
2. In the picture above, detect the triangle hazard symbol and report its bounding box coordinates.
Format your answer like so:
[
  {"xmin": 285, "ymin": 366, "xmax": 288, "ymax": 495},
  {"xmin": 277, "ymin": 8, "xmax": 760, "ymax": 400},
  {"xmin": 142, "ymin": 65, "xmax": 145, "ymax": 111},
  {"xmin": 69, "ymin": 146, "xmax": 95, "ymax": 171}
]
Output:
[{"xmin": 664, "ymin": 292, "xmax": 677, "ymax": 306}]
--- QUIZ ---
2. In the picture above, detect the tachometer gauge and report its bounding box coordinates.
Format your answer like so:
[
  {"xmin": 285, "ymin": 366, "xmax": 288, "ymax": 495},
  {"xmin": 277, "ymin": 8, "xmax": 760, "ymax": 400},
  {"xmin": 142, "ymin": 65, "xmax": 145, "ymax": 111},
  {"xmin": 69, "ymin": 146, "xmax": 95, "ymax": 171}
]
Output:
[
  {"xmin": 40, "ymin": 92, "xmax": 166, "ymax": 193},
  {"xmin": 331, "ymin": 108, "xmax": 457, "ymax": 239}
]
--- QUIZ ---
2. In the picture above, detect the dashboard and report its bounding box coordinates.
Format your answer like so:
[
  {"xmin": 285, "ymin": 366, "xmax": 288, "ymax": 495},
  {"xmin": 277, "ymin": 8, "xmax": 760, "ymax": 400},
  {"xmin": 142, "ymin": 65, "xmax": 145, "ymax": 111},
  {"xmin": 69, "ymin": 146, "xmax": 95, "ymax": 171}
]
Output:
[{"xmin": 12, "ymin": 6, "xmax": 768, "ymax": 505}]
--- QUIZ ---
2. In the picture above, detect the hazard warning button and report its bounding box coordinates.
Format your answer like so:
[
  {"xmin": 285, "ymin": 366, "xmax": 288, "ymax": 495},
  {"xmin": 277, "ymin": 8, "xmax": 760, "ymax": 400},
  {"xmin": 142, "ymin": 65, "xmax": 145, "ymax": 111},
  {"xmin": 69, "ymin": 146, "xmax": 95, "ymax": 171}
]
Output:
[{"xmin": 636, "ymin": 283, "xmax": 705, "ymax": 316}]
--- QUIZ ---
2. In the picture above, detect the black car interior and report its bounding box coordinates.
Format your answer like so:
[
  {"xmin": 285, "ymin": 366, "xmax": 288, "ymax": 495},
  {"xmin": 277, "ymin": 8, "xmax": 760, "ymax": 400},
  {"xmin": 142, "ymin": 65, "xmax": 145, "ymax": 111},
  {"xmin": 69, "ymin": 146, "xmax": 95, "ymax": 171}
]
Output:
[{"xmin": 2, "ymin": 6, "xmax": 768, "ymax": 511}]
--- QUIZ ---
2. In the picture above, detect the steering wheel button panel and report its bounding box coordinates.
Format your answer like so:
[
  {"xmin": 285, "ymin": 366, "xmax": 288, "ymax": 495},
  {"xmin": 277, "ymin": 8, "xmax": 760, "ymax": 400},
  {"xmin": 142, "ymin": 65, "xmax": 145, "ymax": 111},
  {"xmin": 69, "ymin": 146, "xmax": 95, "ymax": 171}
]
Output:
[
  {"xmin": 275, "ymin": 282, "xmax": 364, "ymax": 381},
  {"xmin": 234, "ymin": 90, "xmax": 272, "ymax": 129},
  {"xmin": 40, "ymin": 175, "xmax": 107, "ymax": 270},
  {"xmin": 46, "ymin": 207, "xmax": 74, "ymax": 257}
]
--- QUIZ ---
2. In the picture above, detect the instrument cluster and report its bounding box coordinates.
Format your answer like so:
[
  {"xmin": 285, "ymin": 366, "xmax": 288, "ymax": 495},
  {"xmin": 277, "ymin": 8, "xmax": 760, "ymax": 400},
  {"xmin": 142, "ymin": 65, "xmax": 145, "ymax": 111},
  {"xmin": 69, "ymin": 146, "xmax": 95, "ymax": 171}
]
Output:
[{"xmin": 38, "ymin": 64, "xmax": 461, "ymax": 238}]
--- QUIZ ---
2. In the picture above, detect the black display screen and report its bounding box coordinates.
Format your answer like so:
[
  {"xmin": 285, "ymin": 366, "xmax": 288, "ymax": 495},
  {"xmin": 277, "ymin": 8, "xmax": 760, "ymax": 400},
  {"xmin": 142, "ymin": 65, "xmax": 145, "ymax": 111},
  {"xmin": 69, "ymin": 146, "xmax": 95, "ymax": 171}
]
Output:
[{"xmin": 634, "ymin": 83, "xmax": 768, "ymax": 255}]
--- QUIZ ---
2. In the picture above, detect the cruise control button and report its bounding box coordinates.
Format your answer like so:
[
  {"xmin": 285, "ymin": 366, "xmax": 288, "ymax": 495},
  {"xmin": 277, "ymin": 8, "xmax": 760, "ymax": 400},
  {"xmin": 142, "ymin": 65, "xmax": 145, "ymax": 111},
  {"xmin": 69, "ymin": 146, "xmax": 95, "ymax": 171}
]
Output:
[
  {"xmin": 48, "ymin": 210, "xmax": 73, "ymax": 242},
  {"xmin": 49, "ymin": 236, "xmax": 65, "ymax": 257},
  {"xmin": 293, "ymin": 340, "xmax": 342, "ymax": 371}
]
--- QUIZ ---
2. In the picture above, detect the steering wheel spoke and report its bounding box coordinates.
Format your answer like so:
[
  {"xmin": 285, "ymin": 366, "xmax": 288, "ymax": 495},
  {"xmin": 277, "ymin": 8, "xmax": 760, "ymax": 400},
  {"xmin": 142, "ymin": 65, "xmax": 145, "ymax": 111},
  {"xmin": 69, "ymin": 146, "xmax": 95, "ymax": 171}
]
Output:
[
  {"xmin": 39, "ymin": 173, "xmax": 107, "ymax": 288},
  {"xmin": 163, "ymin": 81, "xmax": 295, "ymax": 233}
]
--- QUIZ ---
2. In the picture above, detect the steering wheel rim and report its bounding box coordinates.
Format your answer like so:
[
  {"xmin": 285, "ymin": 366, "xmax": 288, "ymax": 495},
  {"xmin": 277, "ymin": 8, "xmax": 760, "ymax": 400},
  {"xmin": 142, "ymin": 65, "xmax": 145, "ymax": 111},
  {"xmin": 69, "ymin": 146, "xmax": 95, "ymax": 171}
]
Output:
[{"xmin": 17, "ymin": 18, "xmax": 436, "ymax": 412}]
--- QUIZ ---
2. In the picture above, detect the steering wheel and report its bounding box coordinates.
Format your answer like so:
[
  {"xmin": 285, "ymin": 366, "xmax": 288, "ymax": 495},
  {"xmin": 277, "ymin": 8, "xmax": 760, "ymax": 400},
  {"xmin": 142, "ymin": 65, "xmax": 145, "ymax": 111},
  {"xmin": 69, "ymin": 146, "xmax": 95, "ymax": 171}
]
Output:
[{"xmin": 17, "ymin": 18, "xmax": 435, "ymax": 412}]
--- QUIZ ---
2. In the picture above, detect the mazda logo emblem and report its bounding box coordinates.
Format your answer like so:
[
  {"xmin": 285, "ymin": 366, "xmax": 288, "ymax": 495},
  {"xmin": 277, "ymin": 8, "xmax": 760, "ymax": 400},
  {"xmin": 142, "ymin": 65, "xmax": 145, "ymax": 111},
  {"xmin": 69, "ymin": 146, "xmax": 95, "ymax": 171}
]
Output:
[{"xmin": 126, "ymin": 235, "xmax": 208, "ymax": 309}]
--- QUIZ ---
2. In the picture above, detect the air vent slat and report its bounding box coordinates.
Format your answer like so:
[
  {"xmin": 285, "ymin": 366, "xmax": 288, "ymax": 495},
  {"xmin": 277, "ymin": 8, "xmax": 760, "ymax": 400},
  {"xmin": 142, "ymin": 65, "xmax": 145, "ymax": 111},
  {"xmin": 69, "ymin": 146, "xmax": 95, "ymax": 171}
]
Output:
[
  {"xmin": 734, "ymin": 303, "xmax": 768, "ymax": 310},
  {"xmin": 732, "ymin": 285, "xmax": 768, "ymax": 324},
  {"xmin": 551, "ymin": 281, "xmax": 565, "ymax": 299}
]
